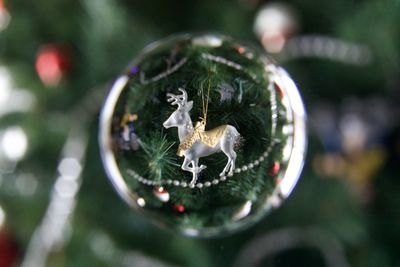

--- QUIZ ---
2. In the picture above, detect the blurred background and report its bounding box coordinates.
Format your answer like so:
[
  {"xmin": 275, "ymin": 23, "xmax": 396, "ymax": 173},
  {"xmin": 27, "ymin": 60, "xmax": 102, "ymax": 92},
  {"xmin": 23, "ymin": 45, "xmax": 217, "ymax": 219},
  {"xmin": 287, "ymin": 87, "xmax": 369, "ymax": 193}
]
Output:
[{"xmin": 0, "ymin": 0, "xmax": 399, "ymax": 266}]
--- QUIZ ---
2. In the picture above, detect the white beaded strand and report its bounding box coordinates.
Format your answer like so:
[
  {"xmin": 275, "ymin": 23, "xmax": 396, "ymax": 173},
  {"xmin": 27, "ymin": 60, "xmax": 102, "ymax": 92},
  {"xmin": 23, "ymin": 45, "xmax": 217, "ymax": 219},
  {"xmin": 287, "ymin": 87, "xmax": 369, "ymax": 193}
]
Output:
[
  {"xmin": 126, "ymin": 139, "xmax": 276, "ymax": 189},
  {"xmin": 125, "ymin": 63, "xmax": 281, "ymax": 190}
]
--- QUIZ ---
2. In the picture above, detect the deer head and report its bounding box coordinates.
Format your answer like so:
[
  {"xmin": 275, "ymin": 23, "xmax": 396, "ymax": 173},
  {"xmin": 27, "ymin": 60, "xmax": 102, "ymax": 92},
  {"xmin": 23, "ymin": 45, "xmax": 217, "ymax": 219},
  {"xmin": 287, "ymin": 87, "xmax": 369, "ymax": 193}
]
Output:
[{"xmin": 163, "ymin": 88, "xmax": 193, "ymax": 129}]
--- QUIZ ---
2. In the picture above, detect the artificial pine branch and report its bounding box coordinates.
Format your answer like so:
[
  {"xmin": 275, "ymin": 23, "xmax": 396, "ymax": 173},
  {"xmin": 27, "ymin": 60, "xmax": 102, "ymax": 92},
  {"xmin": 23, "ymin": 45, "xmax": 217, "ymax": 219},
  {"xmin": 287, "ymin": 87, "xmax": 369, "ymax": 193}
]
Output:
[{"xmin": 115, "ymin": 36, "xmax": 288, "ymax": 228}]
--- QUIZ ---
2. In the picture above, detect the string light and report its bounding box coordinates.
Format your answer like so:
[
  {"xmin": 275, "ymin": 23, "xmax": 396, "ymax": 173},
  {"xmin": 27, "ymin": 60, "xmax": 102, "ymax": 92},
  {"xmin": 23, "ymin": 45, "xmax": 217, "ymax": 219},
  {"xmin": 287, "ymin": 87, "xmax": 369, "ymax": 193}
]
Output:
[
  {"xmin": 254, "ymin": 3, "xmax": 298, "ymax": 53},
  {"xmin": 1, "ymin": 126, "xmax": 28, "ymax": 162},
  {"xmin": 0, "ymin": 205, "xmax": 5, "ymax": 228},
  {"xmin": 0, "ymin": 0, "xmax": 10, "ymax": 32},
  {"xmin": 35, "ymin": 44, "xmax": 71, "ymax": 87},
  {"xmin": 0, "ymin": 67, "xmax": 11, "ymax": 104},
  {"xmin": 21, "ymin": 87, "xmax": 105, "ymax": 267},
  {"xmin": 0, "ymin": 66, "xmax": 36, "ymax": 117}
]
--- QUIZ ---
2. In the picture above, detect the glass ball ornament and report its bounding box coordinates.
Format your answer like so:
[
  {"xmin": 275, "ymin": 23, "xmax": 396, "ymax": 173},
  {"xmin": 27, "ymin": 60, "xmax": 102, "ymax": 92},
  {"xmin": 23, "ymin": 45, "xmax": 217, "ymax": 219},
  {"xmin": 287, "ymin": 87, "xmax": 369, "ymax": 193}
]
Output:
[{"xmin": 99, "ymin": 33, "xmax": 307, "ymax": 237}]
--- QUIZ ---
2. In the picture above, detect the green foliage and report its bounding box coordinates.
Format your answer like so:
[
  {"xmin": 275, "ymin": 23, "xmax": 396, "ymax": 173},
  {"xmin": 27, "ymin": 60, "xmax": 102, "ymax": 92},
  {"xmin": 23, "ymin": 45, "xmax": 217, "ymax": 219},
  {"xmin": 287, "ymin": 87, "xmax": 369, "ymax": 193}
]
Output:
[
  {"xmin": 139, "ymin": 132, "xmax": 179, "ymax": 182},
  {"xmin": 111, "ymin": 35, "xmax": 295, "ymax": 232},
  {"xmin": 1, "ymin": 0, "xmax": 399, "ymax": 267}
]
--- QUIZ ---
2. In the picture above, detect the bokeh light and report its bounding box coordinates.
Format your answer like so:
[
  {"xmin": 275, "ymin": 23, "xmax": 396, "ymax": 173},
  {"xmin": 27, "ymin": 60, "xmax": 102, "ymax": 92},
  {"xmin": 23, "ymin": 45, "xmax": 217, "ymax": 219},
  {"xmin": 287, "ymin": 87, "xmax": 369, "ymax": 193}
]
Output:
[
  {"xmin": 0, "ymin": 205, "xmax": 5, "ymax": 228},
  {"xmin": 1, "ymin": 126, "xmax": 28, "ymax": 162},
  {"xmin": 0, "ymin": 0, "xmax": 10, "ymax": 32}
]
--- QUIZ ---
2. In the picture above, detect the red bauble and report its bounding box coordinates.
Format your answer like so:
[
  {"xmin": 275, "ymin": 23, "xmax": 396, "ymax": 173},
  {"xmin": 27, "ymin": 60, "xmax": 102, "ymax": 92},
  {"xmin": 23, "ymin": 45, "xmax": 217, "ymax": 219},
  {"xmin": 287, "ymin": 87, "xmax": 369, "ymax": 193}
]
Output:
[
  {"xmin": 173, "ymin": 204, "xmax": 185, "ymax": 213},
  {"xmin": 235, "ymin": 46, "xmax": 246, "ymax": 55},
  {"xmin": 35, "ymin": 44, "xmax": 71, "ymax": 87},
  {"xmin": 153, "ymin": 186, "xmax": 170, "ymax": 202},
  {"xmin": 269, "ymin": 162, "xmax": 280, "ymax": 176},
  {"xmin": 0, "ymin": 229, "xmax": 18, "ymax": 267}
]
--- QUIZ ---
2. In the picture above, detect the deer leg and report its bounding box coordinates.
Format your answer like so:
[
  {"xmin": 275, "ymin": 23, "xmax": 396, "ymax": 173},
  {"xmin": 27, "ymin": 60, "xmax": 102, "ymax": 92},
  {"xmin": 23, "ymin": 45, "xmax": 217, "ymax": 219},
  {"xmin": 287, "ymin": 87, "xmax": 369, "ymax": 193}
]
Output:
[
  {"xmin": 179, "ymin": 157, "xmax": 198, "ymax": 186},
  {"xmin": 190, "ymin": 160, "xmax": 198, "ymax": 185},
  {"xmin": 183, "ymin": 158, "xmax": 198, "ymax": 186},
  {"xmin": 220, "ymin": 139, "xmax": 232, "ymax": 176},
  {"xmin": 220, "ymin": 158, "xmax": 231, "ymax": 176},
  {"xmin": 189, "ymin": 159, "xmax": 207, "ymax": 185},
  {"xmin": 228, "ymin": 151, "xmax": 237, "ymax": 176},
  {"xmin": 194, "ymin": 158, "xmax": 207, "ymax": 173},
  {"xmin": 220, "ymin": 136, "xmax": 237, "ymax": 176},
  {"xmin": 181, "ymin": 157, "xmax": 193, "ymax": 172}
]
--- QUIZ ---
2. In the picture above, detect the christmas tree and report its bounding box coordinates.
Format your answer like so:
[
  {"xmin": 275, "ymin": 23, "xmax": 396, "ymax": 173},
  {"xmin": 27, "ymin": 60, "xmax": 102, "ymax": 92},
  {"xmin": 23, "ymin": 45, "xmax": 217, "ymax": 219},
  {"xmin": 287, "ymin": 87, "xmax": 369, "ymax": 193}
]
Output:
[{"xmin": 0, "ymin": 0, "xmax": 399, "ymax": 266}]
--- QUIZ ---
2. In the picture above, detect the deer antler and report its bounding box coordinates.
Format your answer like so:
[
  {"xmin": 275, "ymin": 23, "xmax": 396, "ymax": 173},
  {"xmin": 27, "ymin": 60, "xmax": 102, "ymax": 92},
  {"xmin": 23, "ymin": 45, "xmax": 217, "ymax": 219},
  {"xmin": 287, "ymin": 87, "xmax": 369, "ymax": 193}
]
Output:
[
  {"xmin": 166, "ymin": 88, "xmax": 187, "ymax": 108},
  {"xmin": 178, "ymin": 88, "xmax": 187, "ymax": 102}
]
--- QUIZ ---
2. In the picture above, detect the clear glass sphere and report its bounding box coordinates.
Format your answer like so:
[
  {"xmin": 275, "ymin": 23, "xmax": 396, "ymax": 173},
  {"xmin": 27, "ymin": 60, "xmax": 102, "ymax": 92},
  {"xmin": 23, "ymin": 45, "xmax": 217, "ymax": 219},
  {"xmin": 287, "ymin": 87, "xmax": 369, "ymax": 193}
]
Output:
[{"xmin": 99, "ymin": 33, "xmax": 307, "ymax": 237}]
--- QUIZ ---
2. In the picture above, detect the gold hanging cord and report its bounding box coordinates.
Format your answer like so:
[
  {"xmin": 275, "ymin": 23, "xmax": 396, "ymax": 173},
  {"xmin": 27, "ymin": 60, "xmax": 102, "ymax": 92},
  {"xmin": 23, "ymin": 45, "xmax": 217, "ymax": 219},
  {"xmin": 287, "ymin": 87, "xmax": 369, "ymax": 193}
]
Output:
[{"xmin": 201, "ymin": 75, "xmax": 211, "ymax": 126}]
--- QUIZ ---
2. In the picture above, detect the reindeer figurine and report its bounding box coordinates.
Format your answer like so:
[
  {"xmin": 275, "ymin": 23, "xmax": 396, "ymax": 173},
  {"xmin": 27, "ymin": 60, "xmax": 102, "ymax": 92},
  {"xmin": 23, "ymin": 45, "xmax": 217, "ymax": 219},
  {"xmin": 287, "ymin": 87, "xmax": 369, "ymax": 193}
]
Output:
[{"xmin": 163, "ymin": 88, "xmax": 240, "ymax": 186}]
